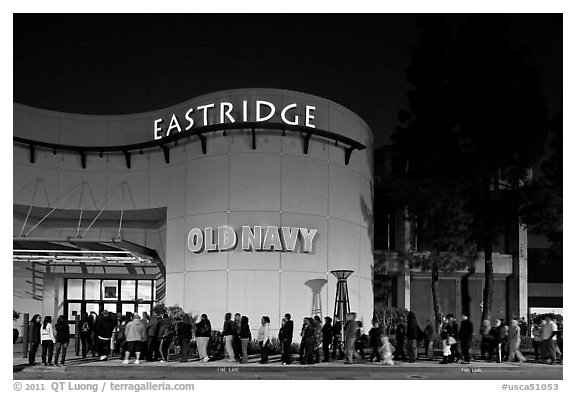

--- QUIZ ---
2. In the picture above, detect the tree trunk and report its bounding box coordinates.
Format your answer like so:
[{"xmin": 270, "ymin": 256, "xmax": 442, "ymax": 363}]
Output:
[
  {"xmin": 431, "ymin": 257, "xmax": 442, "ymax": 333},
  {"xmin": 481, "ymin": 176, "xmax": 494, "ymax": 322}
]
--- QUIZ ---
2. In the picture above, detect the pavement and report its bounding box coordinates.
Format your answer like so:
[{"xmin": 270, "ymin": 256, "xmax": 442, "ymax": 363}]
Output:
[{"xmin": 13, "ymin": 344, "xmax": 563, "ymax": 380}]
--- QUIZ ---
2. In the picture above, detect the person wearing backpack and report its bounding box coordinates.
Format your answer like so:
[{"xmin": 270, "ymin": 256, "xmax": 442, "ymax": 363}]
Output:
[
  {"xmin": 79, "ymin": 312, "xmax": 93, "ymax": 358},
  {"xmin": 195, "ymin": 314, "xmax": 212, "ymax": 362},
  {"xmin": 158, "ymin": 314, "xmax": 173, "ymax": 363}
]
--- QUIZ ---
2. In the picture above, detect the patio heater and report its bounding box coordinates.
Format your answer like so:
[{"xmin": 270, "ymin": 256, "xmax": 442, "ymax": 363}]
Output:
[{"xmin": 331, "ymin": 269, "xmax": 353, "ymax": 340}]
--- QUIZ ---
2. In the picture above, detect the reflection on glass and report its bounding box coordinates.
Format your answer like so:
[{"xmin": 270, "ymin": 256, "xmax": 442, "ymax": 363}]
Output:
[
  {"xmin": 85, "ymin": 280, "xmax": 101, "ymax": 300},
  {"xmin": 121, "ymin": 280, "xmax": 136, "ymax": 301},
  {"xmin": 137, "ymin": 303, "xmax": 150, "ymax": 318},
  {"xmin": 102, "ymin": 280, "xmax": 118, "ymax": 300},
  {"xmin": 67, "ymin": 279, "xmax": 83, "ymax": 299},
  {"xmin": 137, "ymin": 281, "xmax": 152, "ymax": 301}
]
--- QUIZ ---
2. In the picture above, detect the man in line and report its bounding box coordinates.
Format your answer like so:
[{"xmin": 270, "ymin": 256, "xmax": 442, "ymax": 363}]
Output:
[
  {"xmin": 280, "ymin": 313, "xmax": 294, "ymax": 365},
  {"xmin": 541, "ymin": 315, "xmax": 558, "ymax": 365},
  {"xmin": 95, "ymin": 310, "xmax": 115, "ymax": 361},
  {"xmin": 459, "ymin": 313, "xmax": 474, "ymax": 364}
]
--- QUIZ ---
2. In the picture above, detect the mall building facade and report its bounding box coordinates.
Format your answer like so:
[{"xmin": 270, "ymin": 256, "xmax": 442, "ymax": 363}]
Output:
[{"xmin": 13, "ymin": 88, "xmax": 375, "ymax": 337}]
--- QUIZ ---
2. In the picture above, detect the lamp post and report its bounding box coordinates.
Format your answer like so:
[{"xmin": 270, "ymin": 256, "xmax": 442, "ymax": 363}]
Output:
[{"xmin": 331, "ymin": 270, "xmax": 353, "ymax": 341}]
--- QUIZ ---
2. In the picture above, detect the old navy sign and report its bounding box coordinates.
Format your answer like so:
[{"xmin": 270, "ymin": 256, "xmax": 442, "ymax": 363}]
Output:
[
  {"xmin": 154, "ymin": 100, "xmax": 316, "ymax": 140},
  {"xmin": 187, "ymin": 226, "xmax": 318, "ymax": 253}
]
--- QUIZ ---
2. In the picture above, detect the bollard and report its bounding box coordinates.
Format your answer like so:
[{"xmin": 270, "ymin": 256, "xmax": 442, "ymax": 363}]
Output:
[
  {"xmin": 75, "ymin": 314, "xmax": 81, "ymax": 356},
  {"xmin": 22, "ymin": 313, "xmax": 29, "ymax": 358}
]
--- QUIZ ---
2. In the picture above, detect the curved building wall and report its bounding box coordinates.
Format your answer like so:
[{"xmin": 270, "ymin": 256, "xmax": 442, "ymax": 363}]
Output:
[{"xmin": 13, "ymin": 88, "xmax": 374, "ymax": 336}]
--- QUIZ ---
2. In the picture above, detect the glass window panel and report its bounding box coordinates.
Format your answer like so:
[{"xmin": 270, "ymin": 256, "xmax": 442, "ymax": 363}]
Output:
[
  {"xmin": 67, "ymin": 279, "xmax": 83, "ymax": 299},
  {"xmin": 85, "ymin": 280, "xmax": 101, "ymax": 300},
  {"xmin": 67, "ymin": 303, "xmax": 81, "ymax": 335},
  {"xmin": 121, "ymin": 303, "xmax": 135, "ymax": 315},
  {"xmin": 86, "ymin": 303, "xmax": 100, "ymax": 317},
  {"xmin": 121, "ymin": 280, "xmax": 136, "ymax": 301},
  {"xmin": 137, "ymin": 303, "xmax": 150, "ymax": 318},
  {"xmin": 102, "ymin": 280, "xmax": 118, "ymax": 300},
  {"xmin": 137, "ymin": 280, "xmax": 152, "ymax": 301}
]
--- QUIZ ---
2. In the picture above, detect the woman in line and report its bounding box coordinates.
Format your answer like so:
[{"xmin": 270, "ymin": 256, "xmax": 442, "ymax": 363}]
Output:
[
  {"xmin": 195, "ymin": 314, "xmax": 212, "ymax": 362},
  {"xmin": 222, "ymin": 313, "xmax": 237, "ymax": 362},
  {"xmin": 258, "ymin": 316, "xmax": 271, "ymax": 364},
  {"xmin": 54, "ymin": 315, "xmax": 70, "ymax": 366},
  {"xmin": 239, "ymin": 316, "xmax": 251, "ymax": 364},
  {"xmin": 157, "ymin": 314, "xmax": 173, "ymax": 363},
  {"xmin": 28, "ymin": 314, "xmax": 42, "ymax": 366},
  {"xmin": 177, "ymin": 314, "xmax": 193, "ymax": 363},
  {"xmin": 40, "ymin": 316, "xmax": 56, "ymax": 366}
]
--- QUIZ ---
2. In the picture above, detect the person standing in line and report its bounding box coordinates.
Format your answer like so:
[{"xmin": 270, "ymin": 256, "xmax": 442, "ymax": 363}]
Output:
[
  {"xmin": 531, "ymin": 320, "xmax": 543, "ymax": 361},
  {"xmin": 176, "ymin": 313, "xmax": 193, "ymax": 363},
  {"xmin": 195, "ymin": 314, "xmax": 212, "ymax": 362},
  {"xmin": 406, "ymin": 312, "xmax": 419, "ymax": 363},
  {"xmin": 258, "ymin": 316, "xmax": 271, "ymax": 364},
  {"xmin": 540, "ymin": 315, "xmax": 557, "ymax": 365},
  {"xmin": 239, "ymin": 316, "xmax": 251, "ymax": 364},
  {"xmin": 519, "ymin": 317, "xmax": 528, "ymax": 337},
  {"xmin": 299, "ymin": 318, "xmax": 307, "ymax": 363},
  {"xmin": 447, "ymin": 314, "xmax": 461, "ymax": 362},
  {"xmin": 479, "ymin": 319, "xmax": 492, "ymax": 360},
  {"xmin": 95, "ymin": 310, "xmax": 115, "ymax": 361},
  {"xmin": 233, "ymin": 313, "xmax": 242, "ymax": 362},
  {"xmin": 79, "ymin": 312, "xmax": 93, "ymax": 359},
  {"xmin": 302, "ymin": 317, "xmax": 315, "ymax": 364},
  {"xmin": 222, "ymin": 313, "xmax": 236, "ymax": 362},
  {"xmin": 139, "ymin": 312, "xmax": 149, "ymax": 360},
  {"xmin": 280, "ymin": 313, "xmax": 293, "ymax": 365},
  {"xmin": 368, "ymin": 320, "xmax": 382, "ymax": 362},
  {"xmin": 394, "ymin": 320, "xmax": 406, "ymax": 361},
  {"xmin": 89, "ymin": 311, "xmax": 98, "ymax": 357},
  {"xmin": 53, "ymin": 315, "xmax": 70, "ymax": 366},
  {"xmin": 458, "ymin": 313, "xmax": 474, "ymax": 364},
  {"xmin": 28, "ymin": 314, "xmax": 42, "ymax": 366},
  {"xmin": 321, "ymin": 316, "xmax": 333, "ymax": 362},
  {"xmin": 490, "ymin": 319, "xmax": 506, "ymax": 363},
  {"xmin": 40, "ymin": 316, "xmax": 55, "ymax": 366},
  {"xmin": 146, "ymin": 311, "xmax": 160, "ymax": 362},
  {"xmin": 313, "ymin": 315, "xmax": 323, "ymax": 363},
  {"xmin": 123, "ymin": 313, "xmax": 146, "ymax": 365},
  {"xmin": 331, "ymin": 316, "xmax": 344, "ymax": 360},
  {"xmin": 439, "ymin": 326, "xmax": 452, "ymax": 364},
  {"xmin": 507, "ymin": 318, "xmax": 526, "ymax": 363},
  {"xmin": 344, "ymin": 312, "xmax": 360, "ymax": 364},
  {"xmin": 423, "ymin": 319, "xmax": 434, "ymax": 360},
  {"xmin": 552, "ymin": 318, "xmax": 562, "ymax": 361},
  {"xmin": 158, "ymin": 314, "xmax": 173, "ymax": 363}
]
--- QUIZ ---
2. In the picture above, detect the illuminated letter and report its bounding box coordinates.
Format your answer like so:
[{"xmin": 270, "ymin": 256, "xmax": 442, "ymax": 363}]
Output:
[
  {"xmin": 197, "ymin": 103, "xmax": 215, "ymax": 126},
  {"xmin": 256, "ymin": 101, "xmax": 275, "ymax": 122},
  {"xmin": 220, "ymin": 102, "xmax": 235, "ymax": 124},
  {"xmin": 242, "ymin": 100, "xmax": 248, "ymax": 122},
  {"xmin": 187, "ymin": 228, "xmax": 204, "ymax": 253},
  {"xmin": 166, "ymin": 114, "xmax": 182, "ymax": 136},
  {"xmin": 153, "ymin": 118, "xmax": 164, "ymax": 140},
  {"xmin": 280, "ymin": 104, "xmax": 299, "ymax": 126},
  {"xmin": 204, "ymin": 227, "xmax": 217, "ymax": 251},
  {"xmin": 242, "ymin": 226, "xmax": 262, "ymax": 251},
  {"xmin": 262, "ymin": 226, "xmax": 283, "ymax": 251},
  {"xmin": 218, "ymin": 226, "xmax": 238, "ymax": 251},
  {"xmin": 281, "ymin": 227, "xmax": 300, "ymax": 252},
  {"xmin": 185, "ymin": 107, "xmax": 195, "ymax": 130},
  {"xmin": 305, "ymin": 106, "xmax": 316, "ymax": 128},
  {"xmin": 299, "ymin": 228, "xmax": 318, "ymax": 253}
]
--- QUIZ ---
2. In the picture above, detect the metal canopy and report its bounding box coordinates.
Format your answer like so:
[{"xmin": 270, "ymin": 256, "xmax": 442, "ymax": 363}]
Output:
[
  {"xmin": 13, "ymin": 237, "xmax": 163, "ymax": 266},
  {"xmin": 14, "ymin": 121, "xmax": 367, "ymax": 169}
]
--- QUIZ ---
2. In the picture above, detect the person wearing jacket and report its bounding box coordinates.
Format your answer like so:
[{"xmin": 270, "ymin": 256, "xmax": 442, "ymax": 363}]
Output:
[
  {"xmin": 89, "ymin": 311, "xmax": 98, "ymax": 357},
  {"xmin": 423, "ymin": 319, "xmax": 435, "ymax": 360},
  {"xmin": 321, "ymin": 316, "xmax": 333, "ymax": 362},
  {"xmin": 195, "ymin": 314, "xmax": 212, "ymax": 362},
  {"xmin": 258, "ymin": 316, "xmax": 271, "ymax": 364},
  {"xmin": 406, "ymin": 311, "xmax": 420, "ymax": 363},
  {"xmin": 233, "ymin": 313, "xmax": 242, "ymax": 361},
  {"xmin": 480, "ymin": 319, "xmax": 492, "ymax": 360},
  {"xmin": 146, "ymin": 311, "xmax": 160, "ymax": 362},
  {"xmin": 176, "ymin": 314, "xmax": 193, "ymax": 363},
  {"xmin": 123, "ymin": 313, "xmax": 146, "ymax": 364},
  {"xmin": 532, "ymin": 321, "xmax": 543, "ymax": 360},
  {"xmin": 313, "ymin": 315, "xmax": 323, "ymax": 363},
  {"xmin": 344, "ymin": 312, "xmax": 360, "ymax": 364},
  {"xmin": 79, "ymin": 312, "xmax": 94, "ymax": 358},
  {"xmin": 95, "ymin": 310, "xmax": 115, "ymax": 361},
  {"xmin": 331, "ymin": 316, "xmax": 344, "ymax": 360},
  {"xmin": 490, "ymin": 319, "xmax": 507, "ymax": 363},
  {"xmin": 40, "ymin": 316, "xmax": 55, "ymax": 366},
  {"xmin": 368, "ymin": 320, "xmax": 382, "ymax": 362},
  {"xmin": 28, "ymin": 314, "xmax": 42, "ymax": 366},
  {"xmin": 239, "ymin": 316, "xmax": 252, "ymax": 364},
  {"xmin": 458, "ymin": 313, "xmax": 474, "ymax": 364},
  {"xmin": 53, "ymin": 315, "xmax": 70, "ymax": 366},
  {"xmin": 157, "ymin": 314, "xmax": 173, "ymax": 363},
  {"xmin": 139, "ymin": 312, "xmax": 149, "ymax": 360},
  {"xmin": 222, "ymin": 313, "xmax": 237, "ymax": 362},
  {"xmin": 279, "ymin": 313, "xmax": 293, "ymax": 365}
]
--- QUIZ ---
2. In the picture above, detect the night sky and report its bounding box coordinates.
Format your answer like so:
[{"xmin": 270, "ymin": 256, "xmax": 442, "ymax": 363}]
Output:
[{"xmin": 13, "ymin": 14, "xmax": 562, "ymax": 147}]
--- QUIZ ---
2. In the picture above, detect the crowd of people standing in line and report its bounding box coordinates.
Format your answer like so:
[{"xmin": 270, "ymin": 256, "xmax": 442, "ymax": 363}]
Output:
[{"xmin": 27, "ymin": 309, "xmax": 562, "ymax": 367}]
